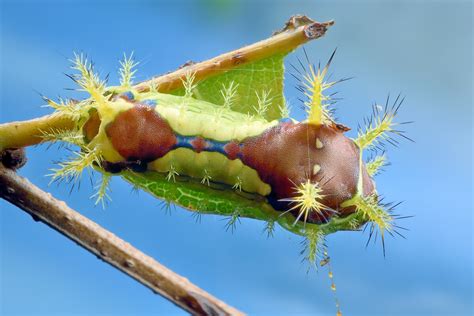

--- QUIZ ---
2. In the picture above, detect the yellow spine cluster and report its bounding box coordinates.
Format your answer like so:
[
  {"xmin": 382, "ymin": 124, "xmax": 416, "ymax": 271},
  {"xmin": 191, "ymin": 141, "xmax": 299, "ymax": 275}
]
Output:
[
  {"xmin": 279, "ymin": 179, "xmax": 327, "ymax": 226},
  {"xmin": 302, "ymin": 61, "xmax": 337, "ymax": 125},
  {"xmin": 366, "ymin": 154, "xmax": 387, "ymax": 177},
  {"xmin": 355, "ymin": 111, "xmax": 395, "ymax": 150}
]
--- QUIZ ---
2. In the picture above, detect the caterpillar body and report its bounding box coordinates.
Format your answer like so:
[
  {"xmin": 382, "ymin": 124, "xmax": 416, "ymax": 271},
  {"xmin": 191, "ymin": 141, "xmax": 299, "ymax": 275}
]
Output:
[
  {"xmin": 85, "ymin": 90, "xmax": 373, "ymax": 225},
  {"xmin": 47, "ymin": 51, "xmax": 409, "ymax": 261}
]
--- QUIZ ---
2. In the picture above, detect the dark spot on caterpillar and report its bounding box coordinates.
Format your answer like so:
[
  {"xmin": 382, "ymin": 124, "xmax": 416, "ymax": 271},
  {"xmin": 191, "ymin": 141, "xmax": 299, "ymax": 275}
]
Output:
[
  {"xmin": 83, "ymin": 108, "xmax": 101, "ymax": 143},
  {"xmin": 105, "ymin": 104, "xmax": 177, "ymax": 162},
  {"xmin": 100, "ymin": 160, "xmax": 148, "ymax": 173},
  {"xmin": 240, "ymin": 122, "xmax": 374, "ymax": 223}
]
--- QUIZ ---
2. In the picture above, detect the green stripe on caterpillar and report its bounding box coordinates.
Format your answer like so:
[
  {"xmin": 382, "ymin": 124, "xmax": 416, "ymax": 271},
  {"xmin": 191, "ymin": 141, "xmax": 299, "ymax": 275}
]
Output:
[{"xmin": 45, "ymin": 50, "xmax": 411, "ymax": 264}]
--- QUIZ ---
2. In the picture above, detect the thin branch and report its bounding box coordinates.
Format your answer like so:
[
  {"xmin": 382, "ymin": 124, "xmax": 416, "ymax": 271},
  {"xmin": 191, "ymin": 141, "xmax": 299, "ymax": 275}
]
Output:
[
  {"xmin": 0, "ymin": 15, "xmax": 333, "ymax": 151},
  {"xmin": 0, "ymin": 164, "xmax": 244, "ymax": 316},
  {"xmin": 0, "ymin": 113, "xmax": 74, "ymax": 151},
  {"xmin": 134, "ymin": 15, "xmax": 333, "ymax": 93}
]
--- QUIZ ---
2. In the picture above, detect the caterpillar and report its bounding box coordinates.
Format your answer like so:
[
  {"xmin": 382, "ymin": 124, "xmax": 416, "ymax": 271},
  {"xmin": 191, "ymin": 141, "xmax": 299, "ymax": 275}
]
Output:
[{"xmin": 45, "ymin": 49, "xmax": 410, "ymax": 266}]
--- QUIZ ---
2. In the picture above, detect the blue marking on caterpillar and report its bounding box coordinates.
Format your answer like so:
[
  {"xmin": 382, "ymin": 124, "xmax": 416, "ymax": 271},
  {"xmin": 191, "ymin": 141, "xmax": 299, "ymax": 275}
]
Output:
[
  {"xmin": 175, "ymin": 135, "xmax": 195, "ymax": 150},
  {"xmin": 205, "ymin": 139, "xmax": 228, "ymax": 155},
  {"xmin": 121, "ymin": 91, "xmax": 135, "ymax": 100},
  {"xmin": 141, "ymin": 99, "xmax": 157, "ymax": 106},
  {"xmin": 174, "ymin": 134, "xmax": 233, "ymax": 157},
  {"xmin": 279, "ymin": 117, "xmax": 292, "ymax": 124}
]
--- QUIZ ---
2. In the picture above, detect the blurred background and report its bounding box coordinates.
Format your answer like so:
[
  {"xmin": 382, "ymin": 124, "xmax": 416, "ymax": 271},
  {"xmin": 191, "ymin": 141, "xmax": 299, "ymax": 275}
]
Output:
[{"xmin": 1, "ymin": 0, "xmax": 472, "ymax": 315}]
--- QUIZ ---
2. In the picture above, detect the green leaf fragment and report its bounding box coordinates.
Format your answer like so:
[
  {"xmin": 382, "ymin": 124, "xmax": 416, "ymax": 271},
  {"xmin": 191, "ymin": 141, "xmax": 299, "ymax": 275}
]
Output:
[
  {"xmin": 171, "ymin": 53, "xmax": 287, "ymax": 121},
  {"xmin": 121, "ymin": 170, "xmax": 366, "ymax": 237}
]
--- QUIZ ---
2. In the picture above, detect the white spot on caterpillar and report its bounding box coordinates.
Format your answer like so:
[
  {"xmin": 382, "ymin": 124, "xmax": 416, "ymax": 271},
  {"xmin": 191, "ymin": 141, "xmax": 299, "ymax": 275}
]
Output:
[
  {"xmin": 315, "ymin": 138, "xmax": 323, "ymax": 149},
  {"xmin": 313, "ymin": 164, "xmax": 321, "ymax": 175}
]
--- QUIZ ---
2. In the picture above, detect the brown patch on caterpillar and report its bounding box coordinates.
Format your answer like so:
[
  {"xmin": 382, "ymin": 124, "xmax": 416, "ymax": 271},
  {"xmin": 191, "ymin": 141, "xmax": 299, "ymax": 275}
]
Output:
[
  {"xmin": 240, "ymin": 122, "xmax": 374, "ymax": 223},
  {"xmin": 223, "ymin": 141, "xmax": 241, "ymax": 160},
  {"xmin": 190, "ymin": 137, "xmax": 208, "ymax": 153},
  {"xmin": 105, "ymin": 104, "xmax": 177, "ymax": 162},
  {"xmin": 83, "ymin": 109, "xmax": 101, "ymax": 143}
]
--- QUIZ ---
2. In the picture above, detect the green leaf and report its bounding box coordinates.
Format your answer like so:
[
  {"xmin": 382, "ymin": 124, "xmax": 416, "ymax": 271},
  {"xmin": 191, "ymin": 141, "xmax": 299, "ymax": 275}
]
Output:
[
  {"xmin": 120, "ymin": 170, "xmax": 363, "ymax": 236},
  {"xmin": 171, "ymin": 53, "xmax": 287, "ymax": 121}
]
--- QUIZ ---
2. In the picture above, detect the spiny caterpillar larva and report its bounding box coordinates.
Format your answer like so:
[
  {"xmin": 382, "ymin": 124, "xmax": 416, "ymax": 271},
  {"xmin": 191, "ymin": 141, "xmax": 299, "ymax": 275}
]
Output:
[{"xmin": 45, "ymin": 49, "xmax": 410, "ymax": 267}]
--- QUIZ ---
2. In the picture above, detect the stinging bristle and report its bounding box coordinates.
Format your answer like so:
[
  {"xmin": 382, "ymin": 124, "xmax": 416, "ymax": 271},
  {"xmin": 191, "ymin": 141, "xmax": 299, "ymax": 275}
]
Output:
[
  {"xmin": 302, "ymin": 229, "xmax": 326, "ymax": 268},
  {"xmin": 366, "ymin": 154, "xmax": 388, "ymax": 177},
  {"xmin": 279, "ymin": 100, "xmax": 291, "ymax": 118},
  {"xmin": 166, "ymin": 165, "xmax": 179, "ymax": 182},
  {"xmin": 181, "ymin": 71, "xmax": 197, "ymax": 98},
  {"xmin": 40, "ymin": 128, "xmax": 84, "ymax": 147},
  {"xmin": 119, "ymin": 52, "xmax": 139, "ymax": 87},
  {"xmin": 279, "ymin": 179, "xmax": 329, "ymax": 226},
  {"xmin": 224, "ymin": 210, "xmax": 241, "ymax": 233},
  {"xmin": 351, "ymin": 194, "xmax": 393, "ymax": 246},
  {"xmin": 264, "ymin": 220, "xmax": 275, "ymax": 238},
  {"xmin": 49, "ymin": 148, "xmax": 102, "ymax": 184},
  {"xmin": 299, "ymin": 49, "xmax": 340, "ymax": 126},
  {"xmin": 253, "ymin": 89, "xmax": 273, "ymax": 118},
  {"xmin": 43, "ymin": 97, "xmax": 84, "ymax": 119},
  {"xmin": 92, "ymin": 173, "xmax": 112, "ymax": 208},
  {"xmin": 355, "ymin": 94, "xmax": 411, "ymax": 150},
  {"xmin": 232, "ymin": 176, "xmax": 243, "ymax": 192},
  {"xmin": 220, "ymin": 81, "xmax": 239, "ymax": 109},
  {"xmin": 201, "ymin": 169, "xmax": 212, "ymax": 186},
  {"xmin": 71, "ymin": 53, "xmax": 106, "ymax": 104}
]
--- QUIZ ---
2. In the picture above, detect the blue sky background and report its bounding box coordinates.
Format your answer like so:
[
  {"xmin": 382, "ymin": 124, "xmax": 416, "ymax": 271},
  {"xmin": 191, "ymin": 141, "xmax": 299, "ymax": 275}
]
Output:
[{"xmin": 1, "ymin": 1, "xmax": 472, "ymax": 315}]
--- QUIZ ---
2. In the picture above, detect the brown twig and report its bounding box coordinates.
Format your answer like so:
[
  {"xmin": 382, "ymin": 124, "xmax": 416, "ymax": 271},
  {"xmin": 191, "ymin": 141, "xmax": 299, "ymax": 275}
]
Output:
[
  {"xmin": 0, "ymin": 15, "xmax": 333, "ymax": 151},
  {"xmin": 0, "ymin": 164, "xmax": 244, "ymax": 316},
  {"xmin": 134, "ymin": 15, "xmax": 334, "ymax": 93}
]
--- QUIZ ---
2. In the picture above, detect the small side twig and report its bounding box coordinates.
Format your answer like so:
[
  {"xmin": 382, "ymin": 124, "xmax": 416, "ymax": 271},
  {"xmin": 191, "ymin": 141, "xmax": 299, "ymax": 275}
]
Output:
[{"xmin": 0, "ymin": 164, "xmax": 244, "ymax": 316}]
